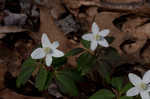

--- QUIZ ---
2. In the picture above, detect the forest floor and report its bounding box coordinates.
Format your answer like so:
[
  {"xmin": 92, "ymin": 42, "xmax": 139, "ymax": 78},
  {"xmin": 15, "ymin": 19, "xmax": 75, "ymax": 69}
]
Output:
[{"xmin": 1, "ymin": 0, "xmax": 150, "ymax": 99}]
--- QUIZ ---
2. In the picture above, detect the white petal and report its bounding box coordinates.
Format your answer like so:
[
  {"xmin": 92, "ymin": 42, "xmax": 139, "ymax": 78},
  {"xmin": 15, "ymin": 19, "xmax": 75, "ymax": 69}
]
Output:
[
  {"xmin": 140, "ymin": 92, "xmax": 150, "ymax": 99},
  {"xmin": 143, "ymin": 70, "xmax": 150, "ymax": 84},
  {"xmin": 31, "ymin": 48, "xmax": 45, "ymax": 59},
  {"xmin": 126, "ymin": 87, "xmax": 140, "ymax": 96},
  {"xmin": 82, "ymin": 34, "xmax": 93, "ymax": 41},
  {"xmin": 98, "ymin": 29, "xmax": 110, "ymax": 37},
  {"xmin": 98, "ymin": 39, "xmax": 109, "ymax": 47},
  {"xmin": 51, "ymin": 41, "xmax": 59, "ymax": 49},
  {"xmin": 146, "ymin": 87, "xmax": 150, "ymax": 92},
  {"xmin": 45, "ymin": 54, "xmax": 52, "ymax": 67},
  {"xmin": 129, "ymin": 73, "xmax": 142, "ymax": 86},
  {"xmin": 92, "ymin": 22, "xmax": 99, "ymax": 34},
  {"xmin": 90, "ymin": 41, "xmax": 98, "ymax": 51},
  {"xmin": 42, "ymin": 33, "xmax": 51, "ymax": 48},
  {"xmin": 52, "ymin": 49, "xmax": 64, "ymax": 57}
]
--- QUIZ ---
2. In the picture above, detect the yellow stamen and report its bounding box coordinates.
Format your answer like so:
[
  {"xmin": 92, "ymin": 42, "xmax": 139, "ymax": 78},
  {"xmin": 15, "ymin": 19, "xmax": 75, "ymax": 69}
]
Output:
[
  {"xmin": 140, "ymin": 83, "xmax": 148, "ymax": 90},
  {"xmin": 43, "ymin": 47, "xmax": 52, "ymax": 54},
  {"xmin": 94, "ymin": 34, "xmax": 103, "ymax": 41}
]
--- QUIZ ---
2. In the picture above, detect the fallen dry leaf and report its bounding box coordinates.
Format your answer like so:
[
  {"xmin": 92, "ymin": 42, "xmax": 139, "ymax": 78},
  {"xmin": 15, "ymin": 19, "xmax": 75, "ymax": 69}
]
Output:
[
  {"xmin": 0, "ymin": 26, "xmax": 28, "ymax": 34},
  {"xmin": 0, "ymin": 42, "xmax": 21, "ymax": 77},
  {"xmin": 121, "ymin": 17, "xmax": 148, "ymax": 55},
  {"xmin": 4, "ymin": 10, "xmax": 27, "ymax": 26},
  {"xmin": 0, "ymin": 63, "xmax": 7, "ymax": 89},
  {"xmin": 55, "ymin": 15, "xmax": 80, "ymax": 35},
  {"xmin": 104, "ymin": 0, "xmax": 141, "ymax": 3},
  {"xmin": 39, "ymin": 7, "xmax": 75, "ymax": 52},
  {"xmin": 141, "ymin": 44, "xmax": 150, "ymax": 63},
  {"xmin": 0, "ymin": 89, "xmax": 44, "ymax": 99},
  {"xmin": 39, "ymin": 6, "xmax": 80, "ymax": 67},
  {"xmin": 48, "ymin": 83, "xmax": 63, "ymax": 98},
  {"xmin": 95, "ymin": 12, "xmax": 123, "ymax": 53}
]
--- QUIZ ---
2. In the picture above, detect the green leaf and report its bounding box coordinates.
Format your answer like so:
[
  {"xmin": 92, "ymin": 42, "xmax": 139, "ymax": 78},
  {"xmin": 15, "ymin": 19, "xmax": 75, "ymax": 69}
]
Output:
[
  {"xmin": 44, "ymin": 71, "xmax": 53, "ymax": 90},
  {"xmin": 56, "ymin": 73, "xmax": 78, "ymax": 96},
  {"xmin": 81, "ymin": 39, "xmax": 90, "ymax": 49},
  {"xmin": 89, "ymin": 89, "xmax": 115, "ymax": 99},
  {"xmin": 35, "ymin": 67, "xmax": 48, "ymax": 91},
  {"xmin": 58, "ymin": 69, "xmax": 84, "ymax": 83},
  {"xmin": 65, "ymin": 48, "xmax": 84, "ymax": 56},
  {"xmin": 111, "ymin": 77, "xmax": 123, "ymax": 91},
  {"xmin": 121, "ymin": 83, "xmax": 133, "ymax": 94},
  {"xmin": 102, "ymin": 47, "xmax": 121, "ymax": 62},
  {"xmin": 105, "ymin": 36, "xmax": 115, "ymax": 44},
  {"xmin": 120, "ymin": 96, "xmax": 133, "ymax": 99},
  {"xmin": 97, "ymin": 62, "xmax": 111, "ymax": 83},
  {"xmin": 52, "ymin": 56, "xmax": 67, "ymax": 68},
  {"xmin": 16, "ymin": 58, "xmax": 37, "ymax": 87},
  {"xmin": 77, "ymin": 52, "xmax": 96, "ymax": 75}
]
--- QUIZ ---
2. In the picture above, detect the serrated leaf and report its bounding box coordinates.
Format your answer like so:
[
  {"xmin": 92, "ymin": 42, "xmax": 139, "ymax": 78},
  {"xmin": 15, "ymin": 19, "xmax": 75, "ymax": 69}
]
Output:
[
  {"xmin": 111, "ymin": 77, "xmax": 123, "ymax": 91},
  {"xmin": 120, "ymin": 96, "xmax": 133, "ymax": 99},
  {"xmin": 81, "ymin": 39, "xmax": 90, "ymax": 49},
  {"xmin": 102, "ymin": 47, "xmax": 121, "ymax": 62},
  {"xmin": 121, "ymin": 83, "xmax": 133, "ymax": 94},
  {"xmin": 58, "ymin": 69, "xmax": 84, "ymax": 83},
  {"xmin": 65, "ymin": 48, "xmax": 84, "ymax": 56},
  {"xmin": 35, "ymin": 67, "xmax": 48, "ymax": 91},
  {"xmin": 44, "ymin": 71, "xmax": 53, "ymax": 90},
  {"xmin": 52, "ymin": 56, "xmax": 67, "ymax": 68},
  {"xmin": 56, "ymin": 73, "xmax": 78, "ymax": 96},
  {"xmin": 16, "ymin": 58, "xmax": 37, "ymax": 87},
  {"xmin": 89, "ymin": 89, "xmax": 115, "ymax": 99},
  {"xmin": 105, "ymin": 36, "xmax": 115, "ymax": 44},
  {"xmin": 97, "ymin": 62, "xmax": 111, "ymax": 83},
  {"xmin": 77, "ymin": 52, "xmax": 96, "ymax": 75}
]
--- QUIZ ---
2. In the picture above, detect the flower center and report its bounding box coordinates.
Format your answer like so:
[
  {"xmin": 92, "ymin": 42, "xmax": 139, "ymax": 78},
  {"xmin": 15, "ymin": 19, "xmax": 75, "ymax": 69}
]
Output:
[
  {"xmin": 43, "ymin": 47, "xmax": 53, "ymax": 54},
  {"xmin": 94, "ymin": 34, "xmax": 103, "ymax": 41},
  {"xmin": 140, "ymin": 83, "xmax": 148, "ymax": 90}
]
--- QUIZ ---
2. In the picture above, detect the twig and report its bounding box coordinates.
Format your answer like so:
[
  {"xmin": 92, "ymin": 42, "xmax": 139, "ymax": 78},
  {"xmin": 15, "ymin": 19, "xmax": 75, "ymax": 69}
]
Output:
[{"xmin": 79, "ymin": 0, "xmax": 150, "ymax": 16}]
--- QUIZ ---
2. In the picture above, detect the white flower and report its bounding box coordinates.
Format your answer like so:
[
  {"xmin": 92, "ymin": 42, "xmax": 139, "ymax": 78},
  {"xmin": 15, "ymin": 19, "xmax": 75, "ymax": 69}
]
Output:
[
  {"xmin": 126, "ymin": 70, "xmax": 150, "ymax": 99},
  {"xmin": 82, "ymin": 22, "xmax": 110, "ymax": 51},
  {"xmin": 31, "ymin": 33, "xmax": 64, "ymax": 67}
]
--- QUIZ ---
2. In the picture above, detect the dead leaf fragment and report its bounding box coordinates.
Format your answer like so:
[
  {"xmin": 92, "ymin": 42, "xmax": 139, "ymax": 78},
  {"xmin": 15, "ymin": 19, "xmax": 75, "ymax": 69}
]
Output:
[
  {"xmin": 104, "ymin": 0, "xmax": 141, "ymax": 3},
  {"xmin": 0, "ymin": 89, "xmax": 44, "ymax": 99},
  {"xmin": 0, "ymin": 63, "xmax": 7, "ymax": 89},
  {"xmin": 55, "ymin": 15, "xmax": 80, "ymax": 35},
  {"xmin": 95, "ymin": 12, "xmax": 123, "ymax": 54},
  {"xmin": 48, "ymin": 83, "xmax": 63, "ymax": 98},
  {"xmin": 0, "ymin": 26, "xmax": 28, "ymax": 34},
  {"xmin": 4, "ymin": 10, "xmax": 27, "ymax": 26}
]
